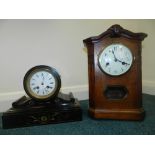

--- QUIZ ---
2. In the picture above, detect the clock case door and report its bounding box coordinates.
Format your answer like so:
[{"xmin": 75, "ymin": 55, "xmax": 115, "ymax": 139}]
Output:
[{"xmin": 83, "ymin": 25, "xmax": 147, "ymax": 120}]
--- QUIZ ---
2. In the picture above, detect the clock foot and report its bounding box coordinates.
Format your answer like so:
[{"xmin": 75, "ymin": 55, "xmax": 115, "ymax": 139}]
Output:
[{"xmin": 88, "ymin": 107, "xmax": 145, "ymax": 121}]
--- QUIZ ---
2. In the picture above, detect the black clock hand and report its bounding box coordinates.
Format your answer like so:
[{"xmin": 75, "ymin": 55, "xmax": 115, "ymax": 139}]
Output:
[
  {"xmin": 112, "ymin": 50, "xmax": 118, "ymax": 62},
  {"xmin": 112, "ymin": 50, "xmax": 130, "ymax": 65},
  {"xmin": 121, "ymin": 61, "xmax": 130, "ymax": 65},
  {"xmin": 116, "ymin": 59, "xmax": 130, "ymax": 65}
]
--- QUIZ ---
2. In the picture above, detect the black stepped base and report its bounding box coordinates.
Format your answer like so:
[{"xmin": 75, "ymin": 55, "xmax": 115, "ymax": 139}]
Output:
[{"xmin": 2, "ymin": 93, "xmax": 82, "ymax": 129}]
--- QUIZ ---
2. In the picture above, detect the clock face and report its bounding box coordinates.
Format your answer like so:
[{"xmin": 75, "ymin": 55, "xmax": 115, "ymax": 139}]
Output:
[
  {"xmin": 24, "ymin": 66, "xmax": 61, "ymax": 101},
  {"xmin": 98, "ymin": 44, "xmax": 133, "ymax": 76}
]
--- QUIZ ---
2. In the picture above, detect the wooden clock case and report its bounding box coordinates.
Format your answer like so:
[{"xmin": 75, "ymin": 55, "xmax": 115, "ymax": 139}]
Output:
[{"xmin": 83, "ymin": 24, "xmax": 147, "ymax": 120}]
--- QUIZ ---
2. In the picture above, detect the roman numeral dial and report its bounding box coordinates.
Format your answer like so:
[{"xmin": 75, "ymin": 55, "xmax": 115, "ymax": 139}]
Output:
[
  {"xmin": 24, "ymin": 66, "xmax": 61, "ymax": 101},
  {"xmin": 30, "ymin": 71, "xmax": 55, "ymax": 96}
]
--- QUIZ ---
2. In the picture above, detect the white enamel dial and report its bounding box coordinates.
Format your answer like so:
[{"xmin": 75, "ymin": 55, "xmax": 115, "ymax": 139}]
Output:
[
  {"xmin": 29, "ymin": 71, "xmax": 56, "ymax": 97},
  {"xmin": 98, "ymin": 44, "xmax": 133, "ymax": 76},
  {"xmin": 24, "ymin": 66, "xmax": 61, "ymax": 101}
]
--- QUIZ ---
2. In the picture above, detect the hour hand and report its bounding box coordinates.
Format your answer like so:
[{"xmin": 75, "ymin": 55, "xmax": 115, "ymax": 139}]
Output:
[
  {"xmin": 117, "ymin": 60, "xmax": 130, "ymax": 65},
  {"xmin": 122, "ymin": 61, "xmax": 130, "ymax": 65}
]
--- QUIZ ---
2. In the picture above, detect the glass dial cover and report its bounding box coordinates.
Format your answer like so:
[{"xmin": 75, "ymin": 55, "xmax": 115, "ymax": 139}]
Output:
[{"xmin": 98, "ymin": 44, "xmax": 133, "ymax": 76}]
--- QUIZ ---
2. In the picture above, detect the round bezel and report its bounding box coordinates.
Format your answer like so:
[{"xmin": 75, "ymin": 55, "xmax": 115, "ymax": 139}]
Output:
[{"xmin": 23, "ymin": 65, "xmax": 61, "ymax": 101}]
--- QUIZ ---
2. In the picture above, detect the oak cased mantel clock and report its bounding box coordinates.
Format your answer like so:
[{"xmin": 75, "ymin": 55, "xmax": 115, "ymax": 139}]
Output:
[{"xmin": 83, "ymin": 24, "xmax": 147, "ymax": 120}]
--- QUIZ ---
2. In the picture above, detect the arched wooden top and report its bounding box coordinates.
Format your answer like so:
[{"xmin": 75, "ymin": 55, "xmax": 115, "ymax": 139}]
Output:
[{"xmin": 83, "ymin": 24, "xmax": 147, "ymax": 44}]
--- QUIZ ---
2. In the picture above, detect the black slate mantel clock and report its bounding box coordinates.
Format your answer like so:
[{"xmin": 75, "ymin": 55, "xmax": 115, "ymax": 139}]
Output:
[
  {"xmin": 83, "ymin": 24, "xmax": 147, "ymax": 120},
  {"xmin": 2, "ymin": 65, "xmax": 82, "ymax": 129}
]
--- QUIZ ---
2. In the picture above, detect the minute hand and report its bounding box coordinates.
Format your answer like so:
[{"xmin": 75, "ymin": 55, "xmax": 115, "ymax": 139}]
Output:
[{"xmin": 112, "ymin": 50, "xmax": 118, "ymax": 62}]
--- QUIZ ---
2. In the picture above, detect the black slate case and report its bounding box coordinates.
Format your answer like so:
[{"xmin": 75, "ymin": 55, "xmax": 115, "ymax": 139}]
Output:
[{"xmin": 2, "ymin": 92, "xmax": 82, "ymax": 129}]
